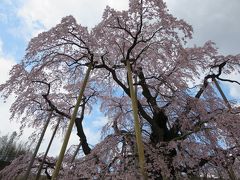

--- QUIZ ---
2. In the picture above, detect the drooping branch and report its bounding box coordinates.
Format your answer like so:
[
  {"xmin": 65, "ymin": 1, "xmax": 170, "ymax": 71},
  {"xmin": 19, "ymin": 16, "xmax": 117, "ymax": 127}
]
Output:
[{"xmin": 32, "ymin": 80, "xmax": 92, "ymax": 155}]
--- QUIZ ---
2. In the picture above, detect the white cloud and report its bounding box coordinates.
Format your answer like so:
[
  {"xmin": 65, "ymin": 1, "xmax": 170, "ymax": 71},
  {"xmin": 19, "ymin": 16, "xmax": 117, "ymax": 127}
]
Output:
[
  {"xmin": 84, "ymin": 127, "xmax": 101, "ymax": 146},
  {"xmin": 0, "ymin": 39, "xmax": 16, "ymax": 84},
  {"xmin": 165, "ymin": 0, "xmax": 240, "ymax": 55},
  {"xmin": 0, "ymin": 40, "xmax": 2, "ymax": 54},
  {"xmin": 106, "ymin": 0, "xmax": 129, "ymax": 10},
  {"xmin": 0, "ymin": 96, "xmax": 17, "ymax": 134},
  {"xmin": 91, "ymin": 116, "xmax": 109, "ymax": 128},
  {"xmin": 222, "ymin": 72, "xmax": 240, "ymax": 100},
  {"xmin": 229, "ymin": 83, "xmax": 240, "ymax": 100},
  {"xmin": 17, "ymin": 0, "xmax": 240, "ymax": 54},
  {"xmin": 0, "ymin": 38, "xmax": 15, "ymax": 85},
  {"xmin": 164, "ymin": 0, "xmax": 240, "ymax": 104},
  {"xmin": 17, "ymin": 0, "xmax": 129, "ymax": 39},
  {"xmin": 0, "ymin": 57, "xmax": 15, "ymax": 84},
  {"xmin": 0, "ymin": 39, "xmax": 17, "ymax": 136}
]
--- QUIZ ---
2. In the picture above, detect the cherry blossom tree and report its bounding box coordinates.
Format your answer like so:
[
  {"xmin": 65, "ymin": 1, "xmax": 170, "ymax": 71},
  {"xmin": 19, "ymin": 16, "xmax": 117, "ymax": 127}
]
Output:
[{"xmin": 1, "ymin": 0, "xmax": 240, "ymax": 179}]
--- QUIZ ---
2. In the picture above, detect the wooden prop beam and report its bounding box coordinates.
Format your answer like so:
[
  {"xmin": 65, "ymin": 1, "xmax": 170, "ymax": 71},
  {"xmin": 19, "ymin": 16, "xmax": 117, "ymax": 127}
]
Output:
[
  {"xmin": 126, "ymin": 60, "xmax": 147, "ymax": 179},
  {"xmin": 51, "ymin": 64, "xmax": 92, "ymax": 179},
  {"xmin": 24, "ymin": 111, "xmax": 53, "ymax": 180}
]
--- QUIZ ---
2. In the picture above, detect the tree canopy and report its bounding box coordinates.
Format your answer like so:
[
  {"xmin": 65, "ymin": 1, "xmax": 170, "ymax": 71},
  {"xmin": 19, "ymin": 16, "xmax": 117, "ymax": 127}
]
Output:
[{"xmin": 0, "ymin": 0, "xmax": 240, "ymax": 179}]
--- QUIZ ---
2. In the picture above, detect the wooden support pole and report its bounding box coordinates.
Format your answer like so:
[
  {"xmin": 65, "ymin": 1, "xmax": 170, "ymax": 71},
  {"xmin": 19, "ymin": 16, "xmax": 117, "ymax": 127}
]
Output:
[
  {"xmin": 23, "ymin": 111, "xmax": 53, "ymax": 180},
  {"xmin": 126, "ymin": 60, "xmax": 147, "ymax": 179},
  {"xmin": 212, "ymin": 78, "xmax": 231, "ymax": 109},
  {"xmin": 51, "ymin": 64, "xmax": 92, "ymax": 180},
  {"xmin": 35, "ymin": 117, "xmax": 60, "ymax": 180},
  {"xmin": 70, "ymin": 141, "xmax": 82, "ymax": 163},
  {"xmin": 212, "ymin": 79, "xmax": 237, "ymax": 179}
]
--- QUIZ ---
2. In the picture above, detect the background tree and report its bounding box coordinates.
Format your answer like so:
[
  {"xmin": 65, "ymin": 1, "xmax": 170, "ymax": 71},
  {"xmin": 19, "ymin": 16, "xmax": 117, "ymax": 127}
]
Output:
[
  {"xmin": 0, "ymin": 132, "xmax": 30, "ymax": 170},
  {"xmin": 0, "ymin": 0, "xmax": 240, "ymax": 179}
]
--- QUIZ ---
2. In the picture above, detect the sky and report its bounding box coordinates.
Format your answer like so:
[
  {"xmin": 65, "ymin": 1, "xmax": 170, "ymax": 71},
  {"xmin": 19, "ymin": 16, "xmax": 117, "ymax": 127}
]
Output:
[{"xmin": 0, "ymin": 0, "xmax": 240, "ymax": 157}]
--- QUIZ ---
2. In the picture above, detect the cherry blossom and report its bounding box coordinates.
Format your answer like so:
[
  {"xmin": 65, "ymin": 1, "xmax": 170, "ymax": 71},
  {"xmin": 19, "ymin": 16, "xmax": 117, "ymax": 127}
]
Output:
[{"xmin": 0, "ymin": 0, "xmax": 240, "ymax": 179}]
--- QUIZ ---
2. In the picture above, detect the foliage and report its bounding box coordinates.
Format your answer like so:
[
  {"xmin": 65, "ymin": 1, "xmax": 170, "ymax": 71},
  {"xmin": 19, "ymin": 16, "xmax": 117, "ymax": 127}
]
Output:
[
  {"xmin": 0, "ymin": 131, "xmax": 30, "ymax": 179},
  {"xmin": 0, "ymin": 132, "xmax": 29, "ymax": 163},
  {"xmin": 0, "ymin": 0, "xmax": 240, "ymax": 179}
]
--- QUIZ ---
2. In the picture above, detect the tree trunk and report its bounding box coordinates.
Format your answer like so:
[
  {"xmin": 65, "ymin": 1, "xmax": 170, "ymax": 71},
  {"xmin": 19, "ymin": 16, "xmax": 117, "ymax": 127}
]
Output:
[{"xmin": 75, "ymin": 118, "xmax": 91, "ymax": 155}]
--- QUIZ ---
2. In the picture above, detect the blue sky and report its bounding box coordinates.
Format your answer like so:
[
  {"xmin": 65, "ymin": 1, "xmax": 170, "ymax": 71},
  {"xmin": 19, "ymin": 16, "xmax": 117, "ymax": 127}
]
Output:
[
  {"xmin": 0, "ymin": 0, "xmax": 26, "ymax": 60},
  {"xmin": 0, "ymin": 0, "xmax": 240, "ymax": 157}
]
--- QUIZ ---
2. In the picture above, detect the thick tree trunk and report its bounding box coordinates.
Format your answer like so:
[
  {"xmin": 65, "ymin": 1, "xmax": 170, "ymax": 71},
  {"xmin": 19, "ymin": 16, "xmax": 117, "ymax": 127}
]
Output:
[
  {"xmin": 75, "ymin": 118, "xmax": 91, "ymax": 155},
  {"xmin": 150, "ymin": 111, "xmax": 169, "ymax": 143}
]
